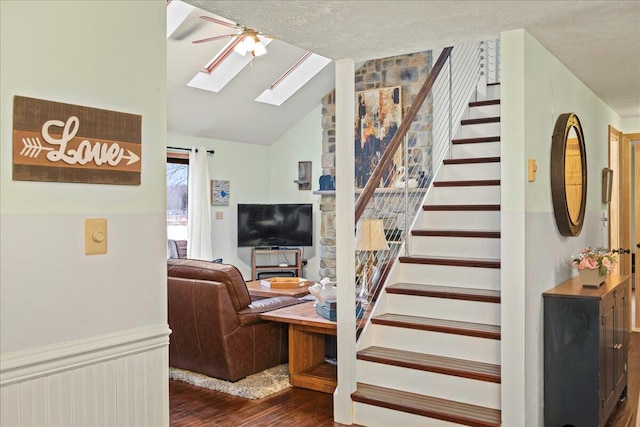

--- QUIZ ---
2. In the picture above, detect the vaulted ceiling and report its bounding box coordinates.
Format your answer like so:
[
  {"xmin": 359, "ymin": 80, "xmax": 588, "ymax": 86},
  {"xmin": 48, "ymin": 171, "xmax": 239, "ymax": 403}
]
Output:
[
  {"xmin": 170, "ymin": 1, "xmax": 640, "ymax": 145},
  {"xmin": 167, "ymin": 3, "xmax": 335, "ymax": 145}
]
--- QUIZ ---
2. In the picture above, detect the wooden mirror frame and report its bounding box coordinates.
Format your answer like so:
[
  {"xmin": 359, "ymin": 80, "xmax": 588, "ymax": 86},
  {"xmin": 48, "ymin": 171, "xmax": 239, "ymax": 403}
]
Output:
[{"xmin": 551, "ymin": 112, "xmax": 587, "ymax": 236}]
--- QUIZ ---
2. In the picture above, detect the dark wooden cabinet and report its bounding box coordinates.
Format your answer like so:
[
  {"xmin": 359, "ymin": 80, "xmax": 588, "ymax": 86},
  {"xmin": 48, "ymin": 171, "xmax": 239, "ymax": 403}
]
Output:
[{"xmin": 543, "ymin": 275, "xmax": 629, "ymax": 427}]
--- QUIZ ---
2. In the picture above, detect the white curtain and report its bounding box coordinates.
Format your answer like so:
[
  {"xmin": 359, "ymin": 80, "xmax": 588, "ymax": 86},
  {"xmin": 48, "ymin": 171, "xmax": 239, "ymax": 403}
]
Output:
[{"xmin": 187, "ymin": 147, "xmax": 213, "ymax": 260}]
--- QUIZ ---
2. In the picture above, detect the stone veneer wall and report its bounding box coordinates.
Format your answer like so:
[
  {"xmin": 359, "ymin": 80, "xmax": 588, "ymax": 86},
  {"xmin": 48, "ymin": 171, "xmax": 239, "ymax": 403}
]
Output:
[{"xmin": 318, "ymin": 51, "xmax": 433, "ymax": 280}]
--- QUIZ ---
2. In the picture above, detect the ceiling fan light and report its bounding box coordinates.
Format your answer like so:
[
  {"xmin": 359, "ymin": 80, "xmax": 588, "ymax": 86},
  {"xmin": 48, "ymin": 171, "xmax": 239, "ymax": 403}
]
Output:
[
  {"xmin": 253, "ymin": 41, "xmax": 267, "ymax": 57},
  {"xmin": 243, "ymin": 35, "xmax": 256, "ymax": 51},
  {"xmin": 234, "ymin": 41, "xmax": 248, "ymax": 56}
]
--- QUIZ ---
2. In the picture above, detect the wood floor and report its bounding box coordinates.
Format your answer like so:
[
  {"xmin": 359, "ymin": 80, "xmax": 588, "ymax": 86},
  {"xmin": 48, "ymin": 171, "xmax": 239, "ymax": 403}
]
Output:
[
  {"xmin": 170, "ymin": 379, "xmax": 349, "ymax": 427},
  {"xmin": 170, "ymin": 332, "xmax": 639, "ymax": 427}
]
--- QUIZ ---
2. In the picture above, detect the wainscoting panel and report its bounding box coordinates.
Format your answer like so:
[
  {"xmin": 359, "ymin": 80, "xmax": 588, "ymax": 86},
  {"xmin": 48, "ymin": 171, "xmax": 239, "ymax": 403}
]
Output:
[{"xmin": 1, "ymin": 325, "xmax": 170, "ymax": 427}]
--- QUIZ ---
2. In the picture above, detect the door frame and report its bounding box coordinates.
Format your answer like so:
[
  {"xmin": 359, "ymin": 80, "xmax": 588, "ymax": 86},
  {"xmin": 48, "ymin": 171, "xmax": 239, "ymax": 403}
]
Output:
[
  {"xmin": 609, "ymin": 126, "xmax": 634, "ymax": 331},
  {"xmin": 626, "ymin": 133, "xmax": 640, "ymax": 330}
]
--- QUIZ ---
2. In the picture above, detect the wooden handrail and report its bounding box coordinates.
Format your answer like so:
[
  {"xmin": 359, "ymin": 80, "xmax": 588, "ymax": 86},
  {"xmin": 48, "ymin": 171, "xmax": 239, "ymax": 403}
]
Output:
[{"xmin": 354, "ymin": 47, "xmax": 453, "ymax": 222}]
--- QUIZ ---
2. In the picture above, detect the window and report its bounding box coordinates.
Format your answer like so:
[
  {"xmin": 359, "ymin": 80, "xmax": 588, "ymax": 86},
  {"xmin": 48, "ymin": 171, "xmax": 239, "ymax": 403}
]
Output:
[{"xmin": 167, "ymin": 153, "xmax": 189, "ymax": 240}]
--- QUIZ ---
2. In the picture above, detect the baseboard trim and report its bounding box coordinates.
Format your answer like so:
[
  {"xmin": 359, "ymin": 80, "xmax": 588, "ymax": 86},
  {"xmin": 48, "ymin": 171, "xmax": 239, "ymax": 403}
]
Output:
[{"xmin": 1, "ymin": 324, "xmax": 171, "ymax": 386}]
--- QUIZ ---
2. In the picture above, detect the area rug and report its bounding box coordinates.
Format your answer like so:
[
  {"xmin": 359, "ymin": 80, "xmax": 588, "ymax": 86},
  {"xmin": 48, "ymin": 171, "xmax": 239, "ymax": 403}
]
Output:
[{"xmin": 169, "ymin": 364, "xmax": 291, "ymax": 399}]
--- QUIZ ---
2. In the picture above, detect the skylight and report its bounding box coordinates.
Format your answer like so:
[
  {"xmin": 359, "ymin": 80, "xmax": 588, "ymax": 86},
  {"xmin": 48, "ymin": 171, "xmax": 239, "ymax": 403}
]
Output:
[
  {"xmin": 166, "ymin": 0, "xmax": 194, "ymax": 39},
  {"xmin": 255, "ymin": 53, "xmax": 331, "ymax": 106}
]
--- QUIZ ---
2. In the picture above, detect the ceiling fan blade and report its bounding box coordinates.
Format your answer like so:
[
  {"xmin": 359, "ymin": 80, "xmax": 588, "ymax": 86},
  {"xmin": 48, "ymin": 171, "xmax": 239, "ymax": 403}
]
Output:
[
  {"xmin": 199, "ymin": 15, "xmax": 240, "ymax": 29},
  {"xmin": 192, "ymin": 34, "xmax": 238, "ymax": 44}
]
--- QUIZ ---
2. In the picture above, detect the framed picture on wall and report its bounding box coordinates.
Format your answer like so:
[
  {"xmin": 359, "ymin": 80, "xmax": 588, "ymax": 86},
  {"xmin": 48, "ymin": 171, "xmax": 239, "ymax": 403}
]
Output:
[
  {"xmin": 211, "ymin": 180, "xmax": 230, "ymax": 206},
  {"xmin": 354, "ymin": 86, "xmax": 402, "ymax": 189},
  {"xmin": 602, "ymin": 168, "xmax": 613, "ymax": 204}
]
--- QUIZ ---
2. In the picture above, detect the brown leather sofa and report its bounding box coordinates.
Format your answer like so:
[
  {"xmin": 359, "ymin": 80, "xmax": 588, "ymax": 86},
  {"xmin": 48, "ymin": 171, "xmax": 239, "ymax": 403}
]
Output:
[{"xmin": 167, "ymin": 258, "xmax": 303, "ymax": 382}]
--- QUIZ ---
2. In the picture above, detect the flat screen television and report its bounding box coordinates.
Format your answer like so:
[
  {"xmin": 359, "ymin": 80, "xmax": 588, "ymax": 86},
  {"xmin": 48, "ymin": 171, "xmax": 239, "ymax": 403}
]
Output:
[{"xmin": 237, "ymin": 203, "xmax": 313, "ymax": 248}]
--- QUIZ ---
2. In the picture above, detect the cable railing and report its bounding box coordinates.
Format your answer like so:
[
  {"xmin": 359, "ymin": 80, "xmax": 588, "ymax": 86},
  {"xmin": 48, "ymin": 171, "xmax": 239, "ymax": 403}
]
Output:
[
  {"xmin": 483, "ymin": 38, "xmax": 501, "ymax": 84},
  {"xmin": 354, "ymin": 40, "xmax": 492, "ymax": 332}
]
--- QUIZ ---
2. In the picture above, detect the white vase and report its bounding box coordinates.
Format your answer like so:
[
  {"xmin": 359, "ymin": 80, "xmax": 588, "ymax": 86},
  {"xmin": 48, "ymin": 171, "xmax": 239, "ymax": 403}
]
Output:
[{"xmin": 578, "ymin": 269, "xmax": 605, "ymax": 287}]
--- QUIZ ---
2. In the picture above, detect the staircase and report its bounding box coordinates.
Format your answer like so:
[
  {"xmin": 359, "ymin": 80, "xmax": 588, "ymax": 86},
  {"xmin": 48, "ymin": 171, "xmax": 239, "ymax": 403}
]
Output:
[{"xmin": 352, "ymin": 83, "xmax": 502, "ymax": 427}]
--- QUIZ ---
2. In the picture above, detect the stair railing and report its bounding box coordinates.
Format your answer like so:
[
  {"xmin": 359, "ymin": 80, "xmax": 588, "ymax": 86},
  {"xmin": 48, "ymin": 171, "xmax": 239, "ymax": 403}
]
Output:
[
  {"xmin": 354, "ymin": 40, "xmax": 489, "ymax": 332},
  {"xmin": 483, "ymin": 38, "xmax": 501, "ymax": 84}
]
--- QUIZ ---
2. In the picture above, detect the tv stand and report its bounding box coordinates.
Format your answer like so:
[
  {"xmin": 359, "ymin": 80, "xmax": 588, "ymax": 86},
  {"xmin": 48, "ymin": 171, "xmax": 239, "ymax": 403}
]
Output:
[{"xmin": 251, "ymin": 247, "xmax": 302, "ymax": 281}]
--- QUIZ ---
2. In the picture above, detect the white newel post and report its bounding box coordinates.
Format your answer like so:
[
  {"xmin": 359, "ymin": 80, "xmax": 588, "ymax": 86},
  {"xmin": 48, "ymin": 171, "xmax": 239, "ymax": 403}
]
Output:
[{"xmin": 333, "ymin": 58, "xmax": 356, "ymax": 424}]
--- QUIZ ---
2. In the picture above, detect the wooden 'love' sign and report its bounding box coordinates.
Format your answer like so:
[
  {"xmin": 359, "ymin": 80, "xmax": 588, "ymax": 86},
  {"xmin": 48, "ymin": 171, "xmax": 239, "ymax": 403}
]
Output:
[{"xmin": 13, "ymin": 96, "xmax": 142, "ymax": 185}]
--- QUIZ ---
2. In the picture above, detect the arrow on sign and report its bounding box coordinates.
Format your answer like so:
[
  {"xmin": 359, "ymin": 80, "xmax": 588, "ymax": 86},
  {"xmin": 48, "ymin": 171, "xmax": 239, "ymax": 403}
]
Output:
[
  {"xmin": 20, "ymin": 137, "xmax": 54, "ymax": 158},
  {"xmin": 122, "ymin": 149, "xmax": 140, "ymax": 165}
]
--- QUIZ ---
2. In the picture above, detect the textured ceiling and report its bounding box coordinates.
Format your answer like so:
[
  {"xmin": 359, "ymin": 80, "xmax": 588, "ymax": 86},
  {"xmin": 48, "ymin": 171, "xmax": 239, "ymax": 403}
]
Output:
[{"xmin": 187, "ymin": 0, "xmax": 640, "ymax": 121}]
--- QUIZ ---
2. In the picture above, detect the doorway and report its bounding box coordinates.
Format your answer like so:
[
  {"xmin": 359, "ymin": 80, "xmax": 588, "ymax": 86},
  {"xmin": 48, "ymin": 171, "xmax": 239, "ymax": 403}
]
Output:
[
  {"xmin": 631, "ymin": 135, "xmax": 640, "ymax": 330},
  {"xmin": 609, "ymin": 127, "xmax": 638, "ymax": 331}
]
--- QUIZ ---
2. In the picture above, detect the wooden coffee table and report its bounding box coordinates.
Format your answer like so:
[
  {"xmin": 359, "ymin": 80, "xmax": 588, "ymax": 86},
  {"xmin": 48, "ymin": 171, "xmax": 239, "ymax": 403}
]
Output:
[
  {"xmin": 245, "ymin": 279, "xmax": 312, "ymax": 299},
  {"xmin": 260, "ymin": 301, "xmax": 337, "ymax": 393}
]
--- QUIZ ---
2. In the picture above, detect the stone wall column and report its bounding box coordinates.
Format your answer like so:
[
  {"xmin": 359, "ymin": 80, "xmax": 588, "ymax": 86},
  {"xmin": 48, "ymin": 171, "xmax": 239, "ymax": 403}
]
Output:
[{"xmin": 317, "ymin": 51, "xmax": 433, "ymax": 281}]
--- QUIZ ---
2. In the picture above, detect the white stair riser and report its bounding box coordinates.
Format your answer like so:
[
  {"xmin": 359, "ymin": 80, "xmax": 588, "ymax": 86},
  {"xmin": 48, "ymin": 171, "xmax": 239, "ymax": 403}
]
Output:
[
  {"xmin": 437, "ymin": 162, "xmax": 501, "ymax": 181},
  {"xmin": 353, "ymin": 402, "xmax": 464, "ymax": 427},
  {"xmin": 426, "ymin": 186, "xmax": 500, "ymax": 205},
  {"xmin": 451, "ymin": 141, "xmax": 500, "ymax": 158},
  {"xmin": 357, "ymin": 361, "xmax": 501, "ymax": 409},
  {"xmin": 487, "ymin": 85, "xmax": 500, "ymax": 99},
  {"xmin": 420, "ymin": 211, "xmax": 500, "ymax": 230},
  {"xmin": 473, "ymin": 86, "xmax": 500, "ymax": 102},
  {"xmin": 409, "ymin": 235, "xmax": 500, "ymax": 259},
  {"xmin": 467, "ymin": 104, "xmax": 501, "ymax": 119},
  {"xmin": 455, "ymin": 122, "xmax": 500, "ymax": 139},
  {"xmin": 385, "ymin": 293, "xmax": 501, "ymax": 325},
  {"xmin": 398, "ymin": 263, "xmax": 500, "ymax": 290},
  {"xmin": 373, "ymin": 325, "xmax": 501, "ymax": 364}
]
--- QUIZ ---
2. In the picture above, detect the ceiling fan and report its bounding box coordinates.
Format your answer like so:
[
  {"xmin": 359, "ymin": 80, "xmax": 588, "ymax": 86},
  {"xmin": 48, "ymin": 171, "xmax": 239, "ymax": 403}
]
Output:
[{"xmin": 192, "ymin": 16, "xmax": 268, "ymax": 57}]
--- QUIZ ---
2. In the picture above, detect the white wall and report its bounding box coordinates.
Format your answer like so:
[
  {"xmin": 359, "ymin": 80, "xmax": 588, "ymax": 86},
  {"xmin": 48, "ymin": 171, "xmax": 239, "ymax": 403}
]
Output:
[
  {"xmin": 501, "ymin": 29, "xmax": 623, "ymax": 427},
  {"xmin": 499, "ymin": 29, "xmax": 527, "ymax": 427},
  {"xmin": 268, "ymin": 105, "xmax": 323, "ymax": 281},
  {"xmin": 621, "ymin": 117, "xmax": 640, "ymax": 133},
  {"xmin": 166, "ymin": 133, "xmax": 270, "ymax": 277},
  {"xmin": 1, "ymin": 1, "xmax": 169, "ymax": 425},
  {"xmin": 167, "ymin": 105, "xmax": 323, "ymax": 281}
]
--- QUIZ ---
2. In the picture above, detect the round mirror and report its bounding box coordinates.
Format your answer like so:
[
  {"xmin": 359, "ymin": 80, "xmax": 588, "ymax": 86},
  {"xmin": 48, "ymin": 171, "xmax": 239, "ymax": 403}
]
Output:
[
  {"xmin": 551, "ymin": 113, "xmax": 587, "ymax": 236},
  {"xmin": 565, "ymin": 126, "xmax": 582, "ymax": 224}
]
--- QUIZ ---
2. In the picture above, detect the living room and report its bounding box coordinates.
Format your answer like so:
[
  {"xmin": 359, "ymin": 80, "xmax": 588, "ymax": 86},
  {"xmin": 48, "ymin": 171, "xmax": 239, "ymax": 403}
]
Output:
[{"xmin": 165, "ymin": 110, "xmax": 324, "ymax": 281}]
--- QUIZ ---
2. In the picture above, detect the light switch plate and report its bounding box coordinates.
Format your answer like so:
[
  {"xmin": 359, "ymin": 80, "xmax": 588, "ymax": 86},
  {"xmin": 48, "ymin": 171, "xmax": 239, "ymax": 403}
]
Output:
[
  {"xmin": 215, "ymin": 211, "xmax": 223, "ymax": 220},
  {"xmin": 85, "ymin": 218, "xmax": 107, "ymax": 255},
  {"xmin": 528, "ymin": 159, "xmax": 537, "ymax": 182}
]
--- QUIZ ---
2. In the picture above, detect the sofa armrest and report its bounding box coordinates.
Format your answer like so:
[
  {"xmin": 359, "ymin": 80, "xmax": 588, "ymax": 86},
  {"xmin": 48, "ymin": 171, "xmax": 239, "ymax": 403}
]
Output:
[{"xmin": 237, "ymin": 296, "xmax": 304, "ymax": 326}]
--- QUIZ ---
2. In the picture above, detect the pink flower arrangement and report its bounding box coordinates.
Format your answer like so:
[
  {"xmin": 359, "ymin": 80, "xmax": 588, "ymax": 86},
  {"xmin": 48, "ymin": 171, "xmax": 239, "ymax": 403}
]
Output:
[{"xmin": 571, "ymin": 247, "xmax": 616, "ymax": 275}]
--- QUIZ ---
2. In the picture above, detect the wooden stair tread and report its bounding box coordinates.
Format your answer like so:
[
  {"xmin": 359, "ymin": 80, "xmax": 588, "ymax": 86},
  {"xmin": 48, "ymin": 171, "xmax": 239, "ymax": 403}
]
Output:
[
  {"xmin": 461, "ymin": 116, "xmax": 500, "ymax": 125},
  {"xmin": 443, "ymin": 156, "xmax": 500, "ymax": 165},
  {"xmin": 386, "ymin": 283, "xmax": 501, "ymax": 303},
  {"xmin": 469, "ymin": 99, "xmax": 500, "ymax": 107},
  {"xmin": 451, "ymin": 136, "xmax": 500, "ymax": 144},
  {"xmin": 412, "ymin": 229, "xmax": 500, "ymax": 238},
  {"xmin": 422, "ymin": 204, "xmax": 500, "ymax": 211},
  {"xmin": 357, "ymin": 346, "xmax": 501, "ymax": 383},
  {"xmin": 352, "ymin": 383, "xmax": 501, "ymax": 427},
  {"xmin": 433, "ymin": 179, "xmax": 500, "ymax": 187},
  {"xmin": 371, "ymin": 313, "xmax": 501, "ymax": 340},
  {"xmin": 399, "ymin": 255, "xmax": 501, "ymax": 269}
]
